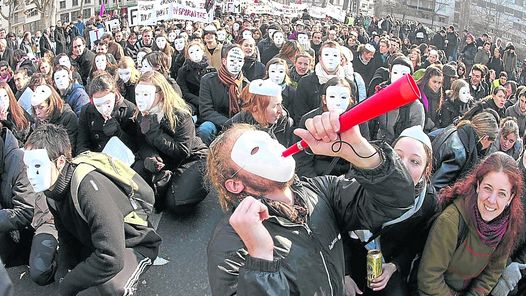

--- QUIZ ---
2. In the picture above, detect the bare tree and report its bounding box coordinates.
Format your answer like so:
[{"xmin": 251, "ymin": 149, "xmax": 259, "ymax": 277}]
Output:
[
  {"xmin": 429, "ymin": 0, "xmax": 450, "ymax": 27},
  {"xmin": 0, "ymin": 0, "xmax": 15, "ymax": 32},
  {"xmin": 28, "ymin": 0, "xmax": 56, "ymax": 28},
  {"xmin": 469, "ymin": 0, "xmax": 514, "ymax": 38}
]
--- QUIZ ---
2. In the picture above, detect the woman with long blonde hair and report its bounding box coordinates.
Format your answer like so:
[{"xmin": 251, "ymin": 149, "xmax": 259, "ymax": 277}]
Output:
[
  {"xmin": 133, "ymin": 71, "xmax": 208, "ymax": 212},
  {"xmin": 117, "ymin": 56, "xmax": 141, "ymax": 104}
]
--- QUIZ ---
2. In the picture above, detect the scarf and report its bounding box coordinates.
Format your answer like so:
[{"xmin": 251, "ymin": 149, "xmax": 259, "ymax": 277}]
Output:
[
  {"xmin": 218, "ymin": 65, "xmax": 243, "ymax": 117},
  {"xmin": 261, "ymin": 195, "xmax": 308, "ymax": 225},
  {"xmin": 315, "ymin": 63, "xmax": 345, "ymax": 84},
  {"xmin": 471, "ymin": 200, "xmax": 510, "ymax": 248}
]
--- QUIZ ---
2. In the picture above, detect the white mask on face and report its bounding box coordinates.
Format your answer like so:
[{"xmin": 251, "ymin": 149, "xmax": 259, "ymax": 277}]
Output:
[
  {"xmin": 273, "ymin": 32, "xmax": 284, "ymax": 48},
  {"xmin": 325, "ymin": 85, "xmax": 351, "ymax": 114},
  {"xmin": 93, "ymin": 92, "xmax": 116, "ymax": 118},
  {"xmin": 217, "ymin": 30, "xmax": 226, "ymax": 42},
  {"xmin": 297, "ymin": 34, "xmax": 309, "ymax": 45},
  {"xmin": 242, "ymin": 31, "xmax": 252, "ymax": 40},
  {"xmin": 321, "ymin": 47, "xmax": 341, "ymax": 72},
  {"xmin": 459, "ymin": 86, "xmax": 472, "ymax": 103},
  {"xmin": 136, "ymin": 52, "xmax": 147, "ymax": 66},
  {"xmin": 54, "ymin": 70, "xmax": 70, "ymax": 91},
  {"xmin": 141, "ymin": 60, "xmax": 153, "ymax": 74},
  {"xmin": 174, "ymin": 38, "xmax": 185, "ymax": 52},
  {"xmin": 233, "ymin": 23, "xmax": 240, "ymax": 31},
  {"xmin": 155, "ymin": 37, "xmax": 167, "ymax": 50},
  {"xmin": 58, "ymin": 56, "xmax": 71, "ymax": 69},
  {"xmin": 168, "ymin": 32, "xmax": 177, "ymax": 43},
  {"xmin": 268, "ymin": 29, "xmax": 276, "ymax": 39},
  {"xmin": 95, "ymin": 55, "xmax": 107, "ymax": 71},
  {"xmin": 135, "ymin": 84, "xmax": 157, "ymax": 112},
  {"xmin": 390, "ymin": 64, "xmax": 411, "ymax": 84},
  {"xmin": 23, "ymin": 149, "xmax": 53, "ymax": 193},
  {"xmin": 226, "ymin": 47, "xmax": 244, "ymax": 75},
  {"xmin": 231, "ymin": 130, "xmax": 295, "ymax": 182},
  {"xmin": 268, "ymin": 64, "xmax": 286, "ymax": 85},
  {"xmin": 188, "ymin": 45, "xmax": 204, "ymax": 63},
  {"xmin": 118, "ymin": 68, "xmax": 132, "ymax": 83},
  {"xmin": 0, "ymin": 89, "xmax": 9, "ymax": 111}
]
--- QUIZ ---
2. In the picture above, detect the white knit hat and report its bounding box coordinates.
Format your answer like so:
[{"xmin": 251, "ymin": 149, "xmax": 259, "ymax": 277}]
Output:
[{"xmin": 398, "ymin": 125, "xmax": 432, "ymax": 151}]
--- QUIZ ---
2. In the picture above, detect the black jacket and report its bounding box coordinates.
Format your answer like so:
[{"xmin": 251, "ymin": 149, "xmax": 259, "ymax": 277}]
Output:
[
  {"xmin": 463, "ymin": 98, "xmax": 505, "ymax": 121},
  {"xmin": 170, "ymin": 52, "xmax": 185, "ymax": 80},
  {"xmin": 177, "ymin": 59, "xmax": 213, "ymax": 114},
  {"xmin": 39, "ymin": 36, "xmax": 53, "ymax": 56},
  {"xmin": 462, "ymin": 43, "xmax": 477, "ymax": 66},
  {"xmin": 0, "ymin": 49, "xmax": 14, "ymax": 70},
  {"xmin": 207, "ymin": 143, "xmax": 415, "ymax": 295},
  {"xmin": 0, "ymin": 128, "xmax": 36, "ymax": 233},
  {"xmin": 487, "ymin": 58, "xmax": 504, "ymax": 76},
  {"xmin": 242, "ymin": 57, "xmax": 265, "ymax": 82},
  {"xmin": 292, "ymin": 72, "xmax": 322, "ymax": 124},
  {"xmin": 46, "ymin": 163, "xmax": 161, "ymax": 295},
  {"xmin": 73, "ymin": 49, "xmax": 96, "ymax": 86},
  {"xmin": 438, "ymin": 97, "xmax": 472, "ymax": 128},
  {"xmin": 35, "ymin": 105, "xmax": 79, "ymax": 155},
  {"xmin": 54, "ymin": 27, "xmax": 67, "ymax": 54},
  {"xmin": 198, "ymin": 72, "xmax": 249, "ymax": 128},
  {"xmin": 260, "ymin": 44, "xmax": 280, "ymax": 66},
  {"xmin": 77, "ymin": 99, "xmax": 137, "ymax": 154},
  {"xmin": 225, "ymin": 111, "xmax": 293, "ymax": 147}
]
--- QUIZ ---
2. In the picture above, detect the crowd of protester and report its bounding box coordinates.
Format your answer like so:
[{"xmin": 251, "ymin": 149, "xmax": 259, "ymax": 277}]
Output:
[{"xmin": 0, "ymin": 7, "xmax": 526, "ymax": 296}]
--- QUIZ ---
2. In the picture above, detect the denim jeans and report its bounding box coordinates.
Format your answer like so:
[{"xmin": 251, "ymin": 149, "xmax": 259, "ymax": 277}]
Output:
[{"xmin": 197, "ymin": 121, "xmax": 218, "ymax": 146}]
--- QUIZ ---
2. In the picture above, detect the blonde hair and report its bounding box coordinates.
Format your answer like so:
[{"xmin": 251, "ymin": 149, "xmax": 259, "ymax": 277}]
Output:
[
  {"xmin": 457, "ymin": 111, "xmax": 499, "ymax": 140},
  {"xmin": 137, "ymin": 71, "xmax": 191, "ymax": 131},
  {"xmin": 500, "ymin": 117, "xmax": 519, "ymax": 138},
  {"xmin": 118, "ymin": 56, "xmax": 140, "ymax": 84},
  {"xmin": 447, "ymin": 79, "xmax": 469, "ymax": 102}
]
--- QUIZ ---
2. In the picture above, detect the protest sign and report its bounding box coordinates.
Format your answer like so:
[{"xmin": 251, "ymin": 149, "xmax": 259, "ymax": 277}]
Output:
[{"xmin": 89, "ymin": 28, "xmax": 105, "ymax": 49}]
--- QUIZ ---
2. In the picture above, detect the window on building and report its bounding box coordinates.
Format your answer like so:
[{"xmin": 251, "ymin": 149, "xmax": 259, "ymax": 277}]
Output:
[
  {"xmin": 83, "ymin": 8, "xmax": 91, "ymax": 19},
  {"xmin": 59, "ymin": 1, "xmax": 66, "ymax": 9},
  {"xmin": 73, "ymin": 0, "xmax": 79, "ymax": 6},
  {"xmin": 85, "ymin": 0, "xmax": 91, "ymax": 3},
  {"xmin": 60, "ymin": 13, "xmax": 69, "ymax": 22}
]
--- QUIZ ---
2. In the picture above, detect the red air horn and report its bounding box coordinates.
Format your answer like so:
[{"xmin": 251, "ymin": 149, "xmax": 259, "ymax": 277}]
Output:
[{"xmin": 282, "ymin": 74, "xmax": 421, "ymax": 157}]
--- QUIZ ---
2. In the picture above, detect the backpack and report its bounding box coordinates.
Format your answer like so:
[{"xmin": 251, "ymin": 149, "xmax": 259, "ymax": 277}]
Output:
[{"xmin": 70, "ymin": 151, "xmax": 155, "ymax": 227}]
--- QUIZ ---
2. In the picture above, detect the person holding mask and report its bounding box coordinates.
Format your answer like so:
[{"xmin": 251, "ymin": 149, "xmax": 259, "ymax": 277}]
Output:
[
  {"xmin": 261, "ymin": 30, "xmax": 285, "ymax": 66},
  {"xmin": 264, "ymin": 58, "xmax": 296, "ymax": 120},
  {"xmin": 134, "ymin": 71, "xmax": 208, "ymax": 212},
  {"xmin": 116, "ymin": 57, "xmax": 140, "ymax": 105},
  {"xmin": 240, "ymin": 37, "xmax": 265, "ymax": 82},
  {"xmin": 488, "ymin": 117, "xmax": 523, "ymax": 160},
  {"xmin": 418, "ymin": 152, "xmax": 524, "ymax": 296},
  {"xmin": 53, "ymin": 65, "xmax": 89, "ymax": 116},
  {"xmin": 438, "ymin": 79, "xmax": 474, "ymax": 128}
]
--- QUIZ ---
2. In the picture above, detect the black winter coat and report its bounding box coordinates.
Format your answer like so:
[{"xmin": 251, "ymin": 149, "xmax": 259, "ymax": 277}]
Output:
[
  {"xmin": 438, "ymin": 97, "xmax": 472, "ymax": 128},
  {"xmin": 35, "ymin": 105, "xmax": 78, "ymax": 155},
  {"xmin": 177, "ymin": 59, "xmax": 213, "ymax": 114},
  {"xmin": 225, "ymin": 111, "xmax": 293, "ymax": 147},
  {"xmin": 242, "ymin": 57, "xmax": 265, "ymax": 82},
  {"xmin": 292, "ymin": 73, "xmax": 322, "ymax": 124},
  {"xmin": 76, "ymin": 99, "xmax": 137, "ymax": 154},
  {"xmin": 170, "ymin": 52, "xmax": 185, "ymax": 80},
  {"xmin": 73, "ymin": 49, "xmax": 96, "ymax": 86}
]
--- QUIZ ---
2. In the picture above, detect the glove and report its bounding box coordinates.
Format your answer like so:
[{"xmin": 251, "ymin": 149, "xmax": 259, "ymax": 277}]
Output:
[
  {"xmin": 492, "ymin": 262, "xmax": 526, "ymax": 296},
  {"xmin": 492, "ymin": 277, "xmax": 513, "ymax": 296},
  {"xmin": 140, "ymin": 114, "xmax": 160, "ymax": 134},
  {"xmin": 144, "ymin": 156, "xmax": 165, "ymax": 173},
  {"xmin": 102, "ymin": 117, "xmax": 120, "ymax": 136}
]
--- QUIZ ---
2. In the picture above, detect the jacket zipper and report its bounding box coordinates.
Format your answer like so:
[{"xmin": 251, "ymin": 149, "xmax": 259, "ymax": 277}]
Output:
[{"xmin": 302, "ymin": 223, "xmax": 334, "ymax": 296}]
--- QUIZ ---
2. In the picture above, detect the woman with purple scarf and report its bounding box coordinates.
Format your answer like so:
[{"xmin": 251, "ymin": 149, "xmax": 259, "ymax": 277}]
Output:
[{"xmin": 418, "ymin": 152, "xmax": 524, "ymax": 295}]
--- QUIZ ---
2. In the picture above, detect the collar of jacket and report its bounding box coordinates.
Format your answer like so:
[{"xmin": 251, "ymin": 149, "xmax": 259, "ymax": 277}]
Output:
[{"xmin": 45, "ymin": 162, "xmax": 75, "ymax": 201}]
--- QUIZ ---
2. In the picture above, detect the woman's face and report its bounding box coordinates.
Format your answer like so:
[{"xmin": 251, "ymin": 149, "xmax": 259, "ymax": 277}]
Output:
[
  {"xmin": 263, "ymin": 95, "xmax": 284, "ymax": 125},
  {"xmin": 458, "ymin": 67, "xmax": 465, "ymax": 76},
  {"xmin": 394, "ymin": 137, "xmax": 427, "ymax": 185},
  {"xmin": 241, "ymin": 39, "xmax": 255, "ymax": 57},
  {"xmin": 476, "ymin": 171, "xmax": 514, "ymax": 222},
  {"xmin": 409, "ymin": 50, "xmax": 418, "ymax": 61},
  {"xmin": 33, "ymin": 99, "xmax": 50, "ymax": 121},
  {"xmin": 428, "ymin": 74, "xmax": 443, "ymax": 93},
  {"xmin": 40, "ymin": 63, "xmax": 51, "ymax": 75},
  {"xmin": 500, "ymin": 133, "xmax": 517, "ymax": 152}
]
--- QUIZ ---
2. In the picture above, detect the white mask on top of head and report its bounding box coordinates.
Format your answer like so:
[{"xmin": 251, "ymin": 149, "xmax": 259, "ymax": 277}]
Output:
[
  {"xmin": 95, "ymin": 55, "xmax": 107, "ymax": 71},
  {"xmin": 242, "ymin": 30, "xmax": 252, "ymax": 40},
  {"xmin": 273, "ymin": 32, "xmax": 284, "ymax": 48},
  {"xmin": 321, "ymin": 47, "xmax": 341, "ymax": 72},
  {"xmin": 53, "ymin": 70, "xmax": 70, "ymax": 91},
  {"xmin": 118, "ymin": 68, "xmax": 132, "ymax": 83},
  {"xmin": 267, "ymin": 29, "xmax": 276, "ymax": 39},
  {"xmin": 231, "ymin": 130, "xmax": 295, "ymax": 182},
  {"xmin": 325, "ymin": 85, "xmax": 351, "ymax": 114},
  {"xmin": 92, "ymin": 92, "xmax": 116, "ymax": 118},
  {"xmin": 136, "ymin": 52, "xmax": 147, "ymax": 67},
  {"xmin": 0, "ymin": 88, "xmax": 9, "ymax": 111},
  {"xmin": 297, "ymin": 34, "xmax": 309, "ymax": 45},
  {"xmin": 168, "ymin": 32, "xmax": 177, "ymax": 43},
  {"xmin": 233, "ymin": 23, "xmax": 240, "ymax": 31},
  {"xmin": 226, "ymin": 47, "xmax": 244, "ymax": 76},
  {"xmin": 268, "ymin": 64, "xmax": 286, "ymax": 85},
  {"xmin": 390, "ymin": 64, "xmax": 411, "ymax": 84},
  {"xmin": 217, "ymin": 30, "xmax": 226, "ymax": 42},
  {"xmin": 174, "ymin": 38, "xmax": 185, "ymax": 52},
  {"xmin": 58, "ymin": 56, "xmax": 71, "ymax": 69},
  {"xmin": 459, "ymin": 86, "xmax": 472, "ymax": 103},
  {"xmin": 188, "ymin": 44, "xmax": 204, "ymax": 63},
  {"xmin": 141, "ymin": 59, "xmax": 154, "ymax": 74},
  {"xmin": 155, "ymin": 37, "xmax": 167, "ymax": 50},
  {"xmin": 135, "ymin": 84, "xmax": 157, "ymax": 112},
  {"xmin": 23, "ymin": 149, "xmax": 53, "ymax": 193}
]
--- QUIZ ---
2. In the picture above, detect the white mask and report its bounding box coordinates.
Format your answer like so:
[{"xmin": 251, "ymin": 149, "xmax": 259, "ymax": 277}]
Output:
[
  {"xmin": 268, "ymin": 29, "xmax": 276, "ymax": 39},
  {"xmin": 93, "ymin": 92, "xmax": 116, "ymax": 118},
  {"xmin": 231, "ymin": 130, "xmax": 295, "ymax": 182},
  {"xmin": 23, "ymin": 149, "xmax": 53, "ymax": 193},
  {"xmin": 136, "ymin": 52, "xmax": 147, "ymax": 66},
  {"xmin": 459, "ymin": 86, "xmax": 472, "ymax": 103},
  {"xmin": 297, "ymin": 34, "xmax": 309, "ymax": 45},
  {"xmin": 155, "ymin": 37, "xmax": 167, "ymax": 50},
  {"xmin": 135, "ymin": 84, "xmax": 157, "ymax": 112},
  {"xmin": 325, "ymin": 85, "xmax": 351, "ymax": 114},
  {"xmin": 0, "ymin": 88, "xmax": 9, "ymax": 111},
  {"xmin": 141, "ymin": 59, "xmax": 153, "ymax": 74},
  {"xmin": 188, "ymin": 45, "xmax": 204, "ymax": 63},
  {"xmin": 174, "ymin": 29, "xmax": 181, "ymax": 36},
  {"xmin": 180, "ymin": 32, "xmax": 188, "ymax": 40},
  {"xmin": 233, "ymin": 23, "xmax": 240, "ymax": 31},
  {"xmin": 273, "ymin": 32, "xmax": 284, "ymax": 48},
  {"xmin": 58, "ymin": 56, "xmax": 71, "ymax": 69},
  {"xmin": 268, "ymin": 64, "xmax": 286, "ymax": 85},
  {"xmin": 390, "ymin": 64, "xmax": 411, "ymax": 84},
  {"xmin": 174, "ymin": 38, "xmax": 185, "ymax": 52},
  {"xmin": 95, "ymin": 55, "xmax": 107, "ymax": 71},
  {"xmin": 118, "ymin": 68, "xmax": 132, "ymax": 83},
  {"xmin": 53, "ymin": 70, "xmax": 70, "ymax": 91},
  {"xmin": 168, "ymin": 32, "xmax": 177, "ymax": 43},
  {"xmin": 242, "ymin": 31, "xmax": 252, "ymax": 40},
  {"xmin": 226, "ymin": 47, "xmax": 244, "ymax": 76},
  {"xmin": 217, "ymin": 31, "xmax": 226, "ymax": 42},
  {"xmin": 344, "ymin": 64, "xmax": 354, "ymax": 77},
  {"xmin": 321, "ymin": 47, "xmax": 341, "ymax": 72}
]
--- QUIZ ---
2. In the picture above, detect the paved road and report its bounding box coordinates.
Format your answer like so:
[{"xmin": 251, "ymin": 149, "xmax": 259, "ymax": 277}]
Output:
[{"xmin": 7, "ymin": 192, "xmax": 224, "ymax": 296}]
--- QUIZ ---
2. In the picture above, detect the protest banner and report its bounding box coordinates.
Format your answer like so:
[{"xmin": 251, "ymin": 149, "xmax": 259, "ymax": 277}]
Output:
[{"xmin": 128, "ymin": 6, "xmax": 139, "ymax": 27}]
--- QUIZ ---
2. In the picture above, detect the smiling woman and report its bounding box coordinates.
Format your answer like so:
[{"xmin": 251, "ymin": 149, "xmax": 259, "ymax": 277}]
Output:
[{"xmin": 418, "ymin": 152, "xmax": 524, "ymax": 296}]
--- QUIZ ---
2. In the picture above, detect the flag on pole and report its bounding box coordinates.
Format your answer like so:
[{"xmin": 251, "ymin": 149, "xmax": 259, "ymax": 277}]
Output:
[{"xmin": 100, "ymin": 0, "xmax": 106, "ymax": 17}]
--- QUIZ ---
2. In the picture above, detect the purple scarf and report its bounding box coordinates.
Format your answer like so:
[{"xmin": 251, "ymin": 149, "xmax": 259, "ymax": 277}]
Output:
[{"xmin": 472, "ymin": 202, "xmax": 510, "ymax": 248}]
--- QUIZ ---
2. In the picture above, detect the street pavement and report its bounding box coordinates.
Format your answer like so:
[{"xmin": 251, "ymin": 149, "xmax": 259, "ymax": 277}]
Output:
[{"xmin": 7, "ymin": 191, "xmax": 225, "ymax": 296}]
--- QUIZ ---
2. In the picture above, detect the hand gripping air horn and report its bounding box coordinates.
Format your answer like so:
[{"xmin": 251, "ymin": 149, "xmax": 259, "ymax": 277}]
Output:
[{"xmin": 282, "ymin": 74, "xmax": 421, "ymax": 157}]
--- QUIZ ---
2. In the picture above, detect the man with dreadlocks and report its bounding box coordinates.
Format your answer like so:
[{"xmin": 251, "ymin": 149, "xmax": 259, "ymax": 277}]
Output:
[{"xmin": 206, "ymin": 109, "xmax": 416, "ymax": 295}]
